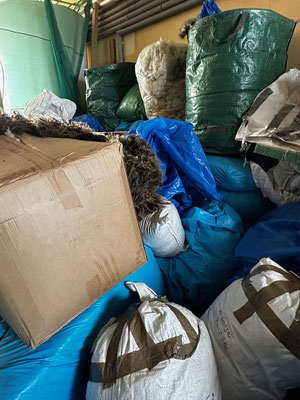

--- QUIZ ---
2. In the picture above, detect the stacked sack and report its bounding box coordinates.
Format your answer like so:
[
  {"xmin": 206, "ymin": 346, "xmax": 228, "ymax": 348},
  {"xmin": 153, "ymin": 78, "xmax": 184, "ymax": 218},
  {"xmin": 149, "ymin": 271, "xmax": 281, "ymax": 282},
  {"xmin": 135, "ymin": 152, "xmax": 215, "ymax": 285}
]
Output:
[
  {"xmin": 136, "ymin": 39, "xmax": 187, "ymax": 121},
  {"xmin": 87, "ymin": 282, "xmax": 222, "ymax": 400},
  {"xmin": 233, "ymin": 201, "xmax": 300, "ymax": 279},
  {"xmin": 203, "ymin": 258, "xmax": 300, "ymax": 400},
  {"xmin": 157, "ymin": 201, "xmax": 243, "ymax": 316},
  {"xmin": 207, "ymin": 155, "xmax": 274, "ymax": 223},
  {"xmin": 185, "ymin": 9, "xmax": 295, "ymax": 154}
]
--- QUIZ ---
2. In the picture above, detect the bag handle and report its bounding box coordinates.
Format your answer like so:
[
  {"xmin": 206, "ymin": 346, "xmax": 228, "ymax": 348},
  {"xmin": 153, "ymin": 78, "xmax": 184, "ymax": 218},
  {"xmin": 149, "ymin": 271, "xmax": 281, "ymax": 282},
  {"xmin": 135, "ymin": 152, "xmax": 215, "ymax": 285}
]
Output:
[
  {"xmin": 209, "ymin": 12, "xmax": 249, "ymax": 44},
  {"xmin": 125, "ymin": 281, "xmax": 158, "ymax": 302}
]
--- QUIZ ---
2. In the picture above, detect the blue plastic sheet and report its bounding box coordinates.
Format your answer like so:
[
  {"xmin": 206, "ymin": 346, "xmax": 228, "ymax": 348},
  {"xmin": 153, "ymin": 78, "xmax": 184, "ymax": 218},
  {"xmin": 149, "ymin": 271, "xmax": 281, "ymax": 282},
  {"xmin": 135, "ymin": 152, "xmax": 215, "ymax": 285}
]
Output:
[
  {"xmin": 0, "ymin": 247, "xmax": 165, "ymax": 400},
  {"xmin": 198, "ymin": 0, "xmax": 221, "ymax": 18},
  {"xmin": 129, "ymin": 118, "xmax": 222, "ymax": 213},
  {"xmin": 71, "ymin": 114, "xmax": 105, "ymax": 132},
  {"xmin": 157, "ymin": 201, "xmax": 243, "ymax": 316},
  {"xmin": 233, "ymin": 202, "xmax": 300, "ymax": 279}
]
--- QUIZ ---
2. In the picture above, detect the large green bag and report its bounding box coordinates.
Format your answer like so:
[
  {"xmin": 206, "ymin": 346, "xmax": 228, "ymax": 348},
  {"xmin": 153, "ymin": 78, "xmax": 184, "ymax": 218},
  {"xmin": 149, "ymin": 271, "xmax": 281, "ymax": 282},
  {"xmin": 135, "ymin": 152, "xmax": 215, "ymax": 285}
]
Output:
[
  {"xmin": 186, "ymin": 9, "xmax": 295, "ymax": 154},
  {"xmin": 116, "ymin": 84, "xmax": 147, "ymax": 122},
  {"xmin": 85, "ymin": 63, "xmax": 137, "ymax": 131}
]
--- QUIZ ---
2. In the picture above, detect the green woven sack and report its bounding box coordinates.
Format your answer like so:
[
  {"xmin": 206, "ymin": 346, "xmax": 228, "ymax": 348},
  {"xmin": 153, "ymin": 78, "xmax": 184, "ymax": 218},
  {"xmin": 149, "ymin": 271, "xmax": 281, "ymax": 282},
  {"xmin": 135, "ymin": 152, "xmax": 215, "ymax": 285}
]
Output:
[
  {"xmin": 116, "ymin": 84, "xmax": 146, "ymax": 122},
  {"xmin": 85, "ymin": 63, "xmax": 137, "ymax": 131},
  {"xmin": 186, "ymin": 9, "xmax": 295, "ymax": 154}
]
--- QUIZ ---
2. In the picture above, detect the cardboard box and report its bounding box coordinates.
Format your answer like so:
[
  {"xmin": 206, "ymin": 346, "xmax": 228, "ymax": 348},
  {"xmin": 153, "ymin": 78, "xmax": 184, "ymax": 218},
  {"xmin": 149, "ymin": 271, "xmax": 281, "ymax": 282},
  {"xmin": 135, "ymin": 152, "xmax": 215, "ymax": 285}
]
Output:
[{"xmin": 0, "ymin": 134, "xmax": 147, "ymax": 348}]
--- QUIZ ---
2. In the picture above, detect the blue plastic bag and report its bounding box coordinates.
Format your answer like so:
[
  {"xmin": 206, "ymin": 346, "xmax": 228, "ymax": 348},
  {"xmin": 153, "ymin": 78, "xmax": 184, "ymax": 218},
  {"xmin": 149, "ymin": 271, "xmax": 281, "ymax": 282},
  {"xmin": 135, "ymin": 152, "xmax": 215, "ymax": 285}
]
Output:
[
  {"xmin": 233, "ymin": 202, "xmax": 300, "ymax": 280},
  {"xmin": 71, "ymin": 114, "xmax": 105, "ymax": 132},
  {"xmin": 157, "ymin": 201, "xmax": 243, "ymax": 316},
  {"xmin": 206, "ymin": 155, "xmax": 256, "ymax": 192},
  {"xmin": 220, "ymin": 189, "xmax": 275, "ymax": 222},
  {"xmin": 206, "ymin": 155, "xmax": 274, "ymax": 222},
  {"xmin": 128, "ymin": 118, "xmax": 222, "ymax": 213},
  {"xmin": 0, "ymin": 247, "xmax": 165, "ymax": 400},
  {"xmin": 115, "ymin": 119, "xmax": 144, "ymax": 132},
  {"xmin": 198, "ymin": 0, "xmax": 221, "ymax": 18}
]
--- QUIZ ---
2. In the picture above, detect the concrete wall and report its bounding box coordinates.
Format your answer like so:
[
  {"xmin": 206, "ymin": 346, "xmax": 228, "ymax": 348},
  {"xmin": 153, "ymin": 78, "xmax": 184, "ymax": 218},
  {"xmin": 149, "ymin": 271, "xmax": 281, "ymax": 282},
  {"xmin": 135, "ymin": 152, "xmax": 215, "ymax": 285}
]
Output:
[{"xmin": 94, "ymin": 0, "xmax": 300, "ymax": 70}]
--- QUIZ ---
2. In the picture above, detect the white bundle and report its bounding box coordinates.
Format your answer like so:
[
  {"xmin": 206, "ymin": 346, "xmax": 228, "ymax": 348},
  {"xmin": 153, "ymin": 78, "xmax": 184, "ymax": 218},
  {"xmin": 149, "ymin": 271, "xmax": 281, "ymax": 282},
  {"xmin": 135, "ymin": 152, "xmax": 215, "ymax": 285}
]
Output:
[
  {"xmin": 24, "ymin": 89, "xmax": 76, "ymax": 121},
  {"xmin": 135, "ymin": 39, "xmax": 187, "ymax": 121},
  {"xmin": 139, "ymin": 200, "xmax": 186, "ymax": 258}
]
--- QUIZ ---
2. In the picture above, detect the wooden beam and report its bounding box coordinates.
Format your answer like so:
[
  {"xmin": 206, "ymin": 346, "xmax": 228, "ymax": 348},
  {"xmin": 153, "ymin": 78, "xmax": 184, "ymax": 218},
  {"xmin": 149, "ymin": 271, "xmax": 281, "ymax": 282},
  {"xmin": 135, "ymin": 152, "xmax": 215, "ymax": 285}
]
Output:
[{"xmin": 91, "ymin": 2, "xmax": 99, "ymax": 67}]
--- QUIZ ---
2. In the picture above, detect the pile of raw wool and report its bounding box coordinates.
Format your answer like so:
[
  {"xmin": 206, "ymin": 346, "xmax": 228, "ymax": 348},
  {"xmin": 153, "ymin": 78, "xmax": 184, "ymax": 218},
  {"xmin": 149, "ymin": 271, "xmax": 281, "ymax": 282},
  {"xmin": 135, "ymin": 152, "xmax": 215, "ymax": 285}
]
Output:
[{"xmin": 135, "ymin": 39, "xmax": 187, "ymax": 121}]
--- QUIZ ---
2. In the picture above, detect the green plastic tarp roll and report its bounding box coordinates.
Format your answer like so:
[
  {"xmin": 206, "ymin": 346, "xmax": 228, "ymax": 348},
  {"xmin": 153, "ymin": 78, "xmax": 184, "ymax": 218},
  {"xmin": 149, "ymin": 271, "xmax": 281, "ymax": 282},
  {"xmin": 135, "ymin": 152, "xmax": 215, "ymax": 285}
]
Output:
[
  {"xmin": 116, "ymin": 84, "xmax": 146, "ymax": 122},
  {"xmin": 85, "ymin": 63, "xmax": 137, "ymax": 131},
  {"xmin": 186, "ymin": 9, "xmax": 296, "ymax": 154}
]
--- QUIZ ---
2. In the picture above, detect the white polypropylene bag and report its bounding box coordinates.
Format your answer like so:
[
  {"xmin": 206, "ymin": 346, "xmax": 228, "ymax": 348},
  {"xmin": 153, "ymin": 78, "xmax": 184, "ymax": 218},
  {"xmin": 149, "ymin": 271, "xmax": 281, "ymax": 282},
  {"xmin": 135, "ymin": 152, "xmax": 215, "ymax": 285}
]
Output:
[
  {"xmin": 139, "ymin": 200, "xmax": 186, "ymax": 258},
  {"xmin": 24, "ymin": 89, "xmax": 76, "ymax": 121},
  {"xmin": 135, "ymin": 39, "xmax": 187, "ymax": 121},
  {"xmin": 86, "ymin": 282, "xmax": 222, "ymax": 400},
  {"xmin": 251, "ymin": 161, "xmax": 300, "ymax": 206},
  {"xmin": 203, "ymin": 258, "xmax": 300, "ymax": 400},
  {"xmin": 236, "ymin": 69, "xmax": 300, "ymax": 151}
]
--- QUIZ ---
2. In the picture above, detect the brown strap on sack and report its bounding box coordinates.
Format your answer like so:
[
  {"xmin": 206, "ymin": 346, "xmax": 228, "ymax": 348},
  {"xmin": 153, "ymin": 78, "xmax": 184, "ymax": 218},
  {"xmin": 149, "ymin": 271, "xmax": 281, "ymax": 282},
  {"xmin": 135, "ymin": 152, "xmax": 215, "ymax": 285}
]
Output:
[
  {"xmin": 234, "ymin": 264, "xmax": 300, "ymax": 359},
  {"xmin": 90, "ymin": 301, "xmax": 200, "ymax": 387},
  {"xmin": 267, "ymin": 104, "xmax": 296, "ymax": 131},
  {"xmin": 246, "ymin": 87, "xmax": 273, "ymax": 118}
]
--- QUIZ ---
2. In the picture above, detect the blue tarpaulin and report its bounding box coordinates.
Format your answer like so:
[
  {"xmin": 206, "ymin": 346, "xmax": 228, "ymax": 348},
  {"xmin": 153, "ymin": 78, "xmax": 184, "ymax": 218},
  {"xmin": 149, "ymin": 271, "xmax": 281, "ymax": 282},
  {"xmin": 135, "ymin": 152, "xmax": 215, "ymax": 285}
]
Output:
[
  {"xmin": 128, "ymin": 118, "xmax": 222, "ymax": 214},
  {"xmin": 0, "ymin": 247, "xmax": 165, "ymax": 400}
]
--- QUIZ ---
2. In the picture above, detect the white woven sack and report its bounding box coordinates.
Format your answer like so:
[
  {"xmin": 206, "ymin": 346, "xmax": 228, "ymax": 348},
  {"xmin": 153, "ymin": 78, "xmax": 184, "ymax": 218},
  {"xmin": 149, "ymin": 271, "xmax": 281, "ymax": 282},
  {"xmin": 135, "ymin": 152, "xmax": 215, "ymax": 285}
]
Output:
[
  {"xmin": 86, "ymin": 282, "xmax": 222, "ymax": 400},
  {"xmin": 139, "ymin": 200, "xmax": 186, "ymax": 258},
  {"xmin": 236, "ymin": 68, "xmax": 300, "ymax": 150},
  {"xmin": 203, "ymin": 258, "xmax": 300, "ymax": 400},
  {"xmin": 135, "ymin": 39, "xmax": 187, "ymax": 121}
]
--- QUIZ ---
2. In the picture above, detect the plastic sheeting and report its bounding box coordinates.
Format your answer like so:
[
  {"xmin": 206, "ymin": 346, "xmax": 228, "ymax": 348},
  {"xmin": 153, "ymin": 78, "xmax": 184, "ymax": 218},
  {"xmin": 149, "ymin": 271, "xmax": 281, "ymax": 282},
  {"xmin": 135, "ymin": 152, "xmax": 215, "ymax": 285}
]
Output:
[
  {"xmin": 0, "ymin": 247, "xmax": 165, "ymax": 400},
  {"xmin": 44, "ymin": 0, "xmax": 91, "ymax": 114},
  {"xmin": 234, "ymin": 202, "xmax": 300, "ymax": 278},
  {"xmin": 157, "ymin": 201, "xmax": 243, "ymax": 316},
  {"xmin": 85, "ymin": 63, "xmax": 137, "ymax": 131},
  {"xmin": 116, "ymin": 84, "xmax": 146, "ymax": 122},
  {"xmin": 129, "ymin": 118, "xmax": 222, "ymax": 213},
  {"xmin": 186, "ymin": 9, "xmax": 295, "ymax": 154}
]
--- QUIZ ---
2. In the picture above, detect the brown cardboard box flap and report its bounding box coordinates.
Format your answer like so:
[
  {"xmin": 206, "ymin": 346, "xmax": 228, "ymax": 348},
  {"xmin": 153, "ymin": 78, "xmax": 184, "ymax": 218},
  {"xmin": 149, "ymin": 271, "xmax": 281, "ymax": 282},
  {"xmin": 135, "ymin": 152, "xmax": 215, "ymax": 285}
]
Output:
[
  {"xmin": 0, "ymin": 135, "xmax": 146, "ymax": 348},
  {"xmin": 0, "ymin": 134, "xmax": 111, "ymax": 187}
]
